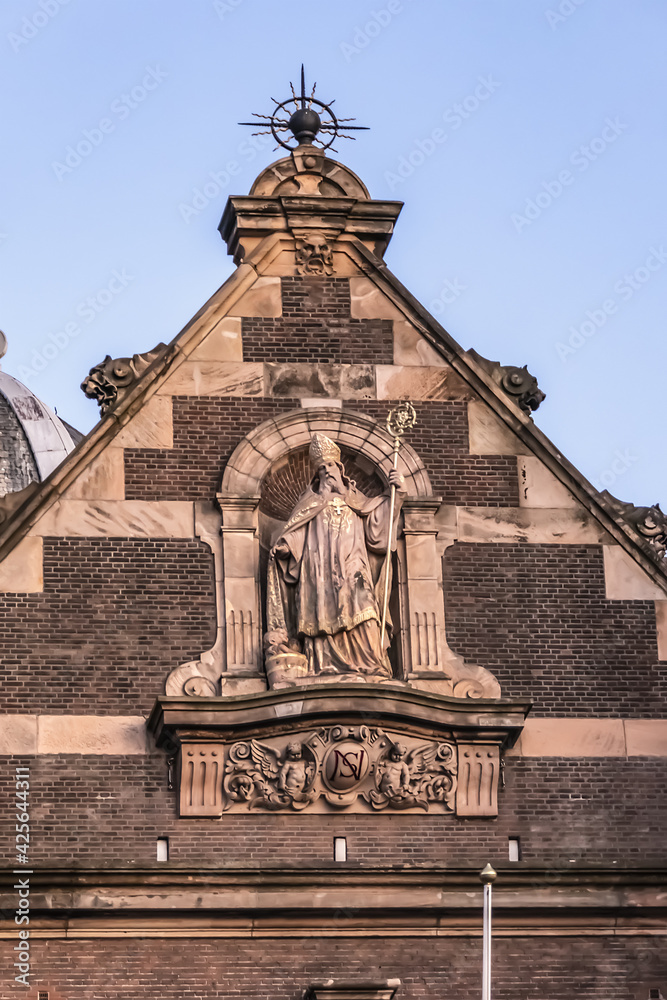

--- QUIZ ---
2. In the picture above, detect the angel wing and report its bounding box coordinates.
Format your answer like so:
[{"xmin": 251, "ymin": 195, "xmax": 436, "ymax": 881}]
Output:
[
  {"xmin": 249, "ymin": 739, "xmax": 281, "ymax": 780},
  {"xmin": 406, "ymin": 743, "xmax": 439, "ymax": 774}
]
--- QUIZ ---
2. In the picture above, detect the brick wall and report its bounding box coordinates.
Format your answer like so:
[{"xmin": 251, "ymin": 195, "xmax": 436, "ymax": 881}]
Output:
[
  {"xmin": 444, "ymin": 542, "xmax": 667, "ymax": 716},
  {"xmin": 125, "ymin": 399, "xmax": 518, "ymax": 506},
  {"xmin": 243, "ymin": 276, "xmax": 393, "ymax": 363},
  {"xmin": 0, "ymin": 538, "xmax": 216, "ymax": 713},
  {"xmin": 3, "ymin": 934, "xmax": 664, "ymax": 1000},
  {"xmin": 0, "ymin": 754, "xmax": 664, "ymax": 865}
]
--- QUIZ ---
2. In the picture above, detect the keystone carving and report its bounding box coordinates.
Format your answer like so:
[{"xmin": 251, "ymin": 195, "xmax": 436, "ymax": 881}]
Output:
[
  {"xmin": 601, "ymin": 492, "xmax": 667, "ymax": 561},
  {"xmin": 81, "ymin": 343, "xmax": 167, "ymax": 414},
  {"xmin": 295, "ymin": 235, "xmax": 334, "ymax": 275},
  {"xmin": 468, "ymin": 349, "xmax": 546, "ymax": 415}
]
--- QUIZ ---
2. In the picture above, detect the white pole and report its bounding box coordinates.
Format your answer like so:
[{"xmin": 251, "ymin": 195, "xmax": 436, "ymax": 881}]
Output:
[{"xmin": 479, "ymin": 864, "xmax": 497, "ymax": 1000}]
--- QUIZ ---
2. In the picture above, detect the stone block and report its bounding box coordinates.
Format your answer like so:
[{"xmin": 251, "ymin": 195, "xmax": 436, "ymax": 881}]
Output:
[
  {"xmin": 375, "ymin": 365, "xmax": 470, "ymax": 400},
  {"xmin": 0, "ymin": 535, "xmax": 43, "ymax": 593},
  {"xmin": 65, "ymin": 448, "xmax": 125, "ymax": 500},
  {"xmin": 158, "ymin": 362, "xmax": 263, "ymax": 397},
  {"xmin": 222, "ymin": 531, "xmax": 257, "ymax": 578},
  {"xmin": 467, "ymin": 400, "xmax": 528, "ymax": 455},
  {"xmin": 232, "ymin": 275, "xmax": 282, "ymax": 317},
  {"xmin": 393, "ymin": 320, "xmax": 446, "ymax": 367},
  {"xmin": 455, "ymin": 506, "xmax": 609, "ymax": 545},
  {"xmin": 0, "ymin": 714, "xmax": 37, "ymax": 754},
  {"xmin": 509, "ymin": 718, "xmax": 626, "ymax": 757},
  {"xmin": 265, "ymin": 363, "xmax": 375, "ymax": 399},
  {"xmin": 624, "ymin": 719, "xmax": 667, "ymax": 756},
  {"xmin": 115, "ymin": 395, "xmax": 174, "ymax": 449},
  {"xmin": 404, "ymin": 533, "xmax": 440, "ymax": 580},
  {"xmin": 223, "ymin": 575, "xmax": 259, "ymax": 614},
  {"xmin": 34, "ymin": 500, "xmax": 194, "ymax": 538},
  {"xmin": 518, "ymin": 456, "xmax": 579, "ymax": 509},
  {"xmin": 300, "ymin": 398, "xmax": 343, "ymax": 408},
  {"xmin": 37, "ymin": 716, "xmax": 147, "ymax": 754},
  {"xmin": 349, "ymin": 276, "xmax": 405, "ymax": 321},
  {"xmin": 189, "ymin": 316, "xmax": 243, "ymax": 362},
  {"xmin": 603, "ymin": 545, "xmax": 666, "ymax": 601}
]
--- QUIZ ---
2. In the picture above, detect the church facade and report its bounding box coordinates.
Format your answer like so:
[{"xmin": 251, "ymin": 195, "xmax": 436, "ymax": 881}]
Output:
[{"xmin": 1, "ymin": 95, "xmax": 666, "ymax": 999}]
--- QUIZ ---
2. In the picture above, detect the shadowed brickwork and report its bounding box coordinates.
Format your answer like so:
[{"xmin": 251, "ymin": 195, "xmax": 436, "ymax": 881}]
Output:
[
  {"xmin": 0, "ymin": 538, "xmax": 216, "ymax": 713},
  {"xmin": 3, "ymin": 931, "xmax": 663, "ymax": 1000},
  {"xmin": 1, "ymin": 754, "xmax": 664, "ymax": 865},
  {"xmin": 443, "ymin": 542, "xmax": 667, "ymax": 716}
]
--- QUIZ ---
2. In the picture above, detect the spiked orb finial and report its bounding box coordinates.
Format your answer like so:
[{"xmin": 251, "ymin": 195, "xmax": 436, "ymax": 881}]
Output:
[{"xmin": 239, "ymin": 65, "xmax": 369, "ymax": 153}]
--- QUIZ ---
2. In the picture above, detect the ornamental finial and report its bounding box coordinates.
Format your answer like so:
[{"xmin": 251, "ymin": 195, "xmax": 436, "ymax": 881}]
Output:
[{"xmin": 239, "ymin": 65, "xmax": 369, "ymax": 153}]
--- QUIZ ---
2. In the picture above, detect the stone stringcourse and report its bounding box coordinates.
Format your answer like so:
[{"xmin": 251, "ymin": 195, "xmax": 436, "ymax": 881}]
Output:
[
  {"xmin": 81, "ymin": 342, "xmax": 167, "ymax": 414},
  {"xmin": 467, "ymin": 349, "xmax": 546, "ymax": 415},
  {"xmin": 600, "ymin": 491, "xmax": 667, "ymax": 561},
  {"xmin": 148, "ymin": 683, "xmax": 529, "ymax": 819}
]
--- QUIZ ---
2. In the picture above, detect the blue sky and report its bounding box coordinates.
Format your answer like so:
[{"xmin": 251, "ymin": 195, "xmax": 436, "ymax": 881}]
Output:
[{"xmin": 1, "ymin": 0, "xmax": 665, "ymax": 506}]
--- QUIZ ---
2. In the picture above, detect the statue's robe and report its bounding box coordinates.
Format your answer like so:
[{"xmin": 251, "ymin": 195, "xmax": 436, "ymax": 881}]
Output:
[{"xmin": 267, "ymin": 482, "xmax": 399, "ymax": 676}]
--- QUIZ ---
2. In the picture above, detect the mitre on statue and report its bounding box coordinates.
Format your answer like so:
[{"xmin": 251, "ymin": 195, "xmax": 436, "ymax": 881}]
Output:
[{"xmin": 309, "ymin": 433, "xmax": 341, "ymax": 468}]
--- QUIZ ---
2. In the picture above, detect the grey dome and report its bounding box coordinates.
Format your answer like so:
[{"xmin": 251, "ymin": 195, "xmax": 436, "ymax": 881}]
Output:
[{"xmin": 0, "ymin": 371, "xmax": 76, "ymax": 496}]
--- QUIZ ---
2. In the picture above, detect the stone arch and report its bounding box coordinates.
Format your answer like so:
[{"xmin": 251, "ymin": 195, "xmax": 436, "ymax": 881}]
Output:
[{"xmin": 220, "ymin": 407, "xmax": 432, "ymax": 499}]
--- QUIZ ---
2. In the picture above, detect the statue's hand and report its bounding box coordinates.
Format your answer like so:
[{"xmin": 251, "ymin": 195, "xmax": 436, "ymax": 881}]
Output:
[
  {"xmin": 271, "ymin": 539, "xmax": 290, "ymax": 559},
  {"xmin": 388, "ymin": 468, "xmax": 406, "ymax": 494}
]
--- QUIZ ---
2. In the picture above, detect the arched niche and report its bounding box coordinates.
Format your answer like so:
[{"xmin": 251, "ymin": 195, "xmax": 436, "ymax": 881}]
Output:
[
  {"xmin": 220, "ymin": 407, "xmax": 432, "ymax": 501},
  {"xmin": 166, "ymin": 407, "xmax": 500, "ymax": 701},
  {"xmin": 217, "ymin": 407, "xmax": 434, "ymax": 685}
]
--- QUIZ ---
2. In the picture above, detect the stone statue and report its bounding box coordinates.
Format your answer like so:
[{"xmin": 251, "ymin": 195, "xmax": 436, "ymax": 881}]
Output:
[{"xmin": 265, "ymin": 433, "xmax": 405, "ymax": 684}]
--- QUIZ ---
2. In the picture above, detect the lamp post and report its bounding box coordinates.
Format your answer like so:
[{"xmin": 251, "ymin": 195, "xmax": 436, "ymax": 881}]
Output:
[{"xmin": 479, "ymin": 863, "xmax": 497, "ymax": 1000}]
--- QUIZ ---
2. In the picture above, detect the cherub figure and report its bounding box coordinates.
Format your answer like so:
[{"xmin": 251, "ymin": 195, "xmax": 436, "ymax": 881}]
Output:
[
  {"xmin": 377, "ymin": 742, "xmax": 411, "ymax": 798},
  {"xmin": 279, "ymin": 742, "xmax": 310, "ymax": 794}
]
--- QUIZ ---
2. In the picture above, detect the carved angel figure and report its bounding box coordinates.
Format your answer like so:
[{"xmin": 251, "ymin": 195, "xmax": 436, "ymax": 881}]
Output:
[
  {"xmin": 370, "ymin": 740, "xmax": 456, "ymax": 812},
  {"xmin": 377, "ymin": 742, "xmax": 411, "ymax": 798},
  {"xmin": 223, "ymin": 739, "xmax": 316, "ymax": 811}
]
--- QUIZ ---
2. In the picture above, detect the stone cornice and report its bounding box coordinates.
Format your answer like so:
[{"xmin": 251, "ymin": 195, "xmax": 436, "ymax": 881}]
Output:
[
  {"xmin": 1, "ymin": 865, "xmax": 666, "ymax": 934},
  {"xmin": 147, "ymin": 683, "xmax": 530, "ymax": 749}
]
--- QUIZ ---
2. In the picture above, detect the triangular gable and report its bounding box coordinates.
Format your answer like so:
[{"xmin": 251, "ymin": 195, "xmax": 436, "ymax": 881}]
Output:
[{"xmin": 0, "ymin": 193, "xmax": 665, "ymax": 607}]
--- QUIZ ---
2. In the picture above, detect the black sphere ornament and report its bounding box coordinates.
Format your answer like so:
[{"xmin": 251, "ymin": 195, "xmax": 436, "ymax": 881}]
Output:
[
  {"xmin": 239, "ymin": 65, "xmax": 369, "ymax": 153},
  {"xmin": 288, "ymin": 107, "xmax": 322, "ymax": 145}
]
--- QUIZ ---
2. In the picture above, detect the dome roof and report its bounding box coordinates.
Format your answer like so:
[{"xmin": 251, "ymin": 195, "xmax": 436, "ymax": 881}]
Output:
[{"xmin": 0, "ymin": 369, "xmax": 77, "ymax": 496}]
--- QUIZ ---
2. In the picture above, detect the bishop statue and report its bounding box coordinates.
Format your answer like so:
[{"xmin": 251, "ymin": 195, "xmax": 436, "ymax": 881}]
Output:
[{"xmin": 265, "ymin": 433, "xmax": 405, "ymax": 680}]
